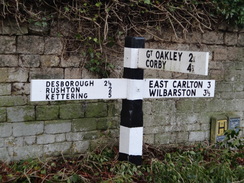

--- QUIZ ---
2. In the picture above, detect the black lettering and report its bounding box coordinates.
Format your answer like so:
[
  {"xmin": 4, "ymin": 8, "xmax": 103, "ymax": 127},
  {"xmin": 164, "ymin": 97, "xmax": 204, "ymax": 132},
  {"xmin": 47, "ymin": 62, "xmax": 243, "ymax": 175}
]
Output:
[
  {"xmin": 173, "ymin": 89, "xmax": 177, "ymax": 96},
  {"xmin": 146, "ymin": 60, "xmax": 150, "ymax": 67},
  {"xmin": 162, "ymin": 61, "xmax": 166, "ymax": 69},
  {"xmin": 165, "ymin": 52, "xmax": 169, "ymax": 60},
  {"xmin": 173, "ymin": 52, "xmax": 177, "ymax": 61},
  {"xmin": 163, "ymin": 89, "xmax": 167, "ymax": 96},
  {"xmin": 46, "ymin": 81, "xmax": 50, "ymax": 87},
  {"xmin": 46, "ymin": 94, "xmax": 50, "ymax": 100},
  {"xmin": 149, "ymin": 89, "xmax": 156, "ymax": 96},
  {"xmin": 146, "ymin": 50, "xmax": 153, "ymax": 58},
  {"xmin": 46, "ymin": 88, "xmax": 50, "ymax": 93},
  {"xmin": 155, "ymin": 51, "xmax": 160, "ymax": 59},
  {"xmin": 178, "ymin": 52, "xmax": 183, "ymax": 61}
]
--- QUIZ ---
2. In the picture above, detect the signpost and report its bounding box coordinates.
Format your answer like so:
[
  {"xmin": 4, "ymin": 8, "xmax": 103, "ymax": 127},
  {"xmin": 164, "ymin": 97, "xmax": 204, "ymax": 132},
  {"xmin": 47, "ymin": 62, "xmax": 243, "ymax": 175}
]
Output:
[
  {"xmin": 31, "ymin": 79, "xmax": 215, "ymax": 101},
  {"xmin": 30, "ymin": 36, "xmax": 215, "ymax": 165}
]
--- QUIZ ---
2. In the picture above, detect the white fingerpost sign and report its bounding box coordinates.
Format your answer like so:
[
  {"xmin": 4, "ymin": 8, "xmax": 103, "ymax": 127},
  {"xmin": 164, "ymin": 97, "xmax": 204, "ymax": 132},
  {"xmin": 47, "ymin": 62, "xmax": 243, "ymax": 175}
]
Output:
[
  {"xmin": 137, "ymin": 49, "xmax": 209, "ymax": 75},
  {"xmin": 30, "ymin": 79, "xmax": 127, "ymax": 101},
  {"xmin": 144, "ymin": 79, "xmax": 215, "ymax": 98}
]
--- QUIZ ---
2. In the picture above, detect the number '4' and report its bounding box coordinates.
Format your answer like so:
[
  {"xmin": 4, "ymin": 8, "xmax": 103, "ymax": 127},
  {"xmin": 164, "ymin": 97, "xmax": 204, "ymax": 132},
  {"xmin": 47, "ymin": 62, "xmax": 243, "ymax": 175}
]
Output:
[{"xmin": 187, "ymin": 63, "xmax": 194, "ymax": 72}]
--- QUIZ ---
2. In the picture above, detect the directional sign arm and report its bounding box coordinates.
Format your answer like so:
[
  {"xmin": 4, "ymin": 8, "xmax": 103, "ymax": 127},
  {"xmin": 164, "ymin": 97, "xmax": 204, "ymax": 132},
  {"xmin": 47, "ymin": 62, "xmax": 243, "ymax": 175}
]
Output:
[{"xmin": 137, "ymin": 49, "xmax": 209, "ymax": 75}]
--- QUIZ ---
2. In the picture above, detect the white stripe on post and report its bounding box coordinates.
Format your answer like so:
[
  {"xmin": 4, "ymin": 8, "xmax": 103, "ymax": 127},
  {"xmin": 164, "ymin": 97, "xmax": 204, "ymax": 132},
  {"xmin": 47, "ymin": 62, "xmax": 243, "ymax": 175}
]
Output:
[
  {"xmin": 119, "ymin": 36, "xmax": 145, "ymax": 165},
  {"xmin": 119, "ymin": 126, "xmax": 143, "ymax": 156}
]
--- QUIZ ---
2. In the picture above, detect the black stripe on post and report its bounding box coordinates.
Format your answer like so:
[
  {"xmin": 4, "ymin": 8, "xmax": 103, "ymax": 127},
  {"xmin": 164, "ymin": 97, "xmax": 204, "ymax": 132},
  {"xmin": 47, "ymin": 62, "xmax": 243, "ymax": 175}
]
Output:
[{"xmin": 119, "ymin": 36, "xmax": 145, "ymax": 165}]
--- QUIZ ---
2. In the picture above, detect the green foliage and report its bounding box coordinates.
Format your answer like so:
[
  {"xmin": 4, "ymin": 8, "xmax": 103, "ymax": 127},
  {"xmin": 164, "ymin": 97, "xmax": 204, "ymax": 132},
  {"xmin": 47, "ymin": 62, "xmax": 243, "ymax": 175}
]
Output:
[
  {"xmin": 1, "ymin": 142, "xmax": 243, "ymax": 183},
  {"xmin": 218, "ymin": 129, "xmax": 243, "ymax": 149},
  {"xmin": 84, "ymin": 47, "xmax": 114, "ymax": 78},
  {"xmin": 212, "ymin": 0, "xmax": 244, "ymax": 26},
  {"xmin": 0, "ymin": 0, "xmax": 243, "ymax": 77}
]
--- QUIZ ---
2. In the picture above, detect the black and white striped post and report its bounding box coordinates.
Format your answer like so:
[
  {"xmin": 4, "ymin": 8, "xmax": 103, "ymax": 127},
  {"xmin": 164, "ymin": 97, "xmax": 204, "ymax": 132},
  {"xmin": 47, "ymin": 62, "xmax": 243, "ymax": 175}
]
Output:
[{"xmin": 119, "ymin": 36, "xmax": 145, "ymax": 165}]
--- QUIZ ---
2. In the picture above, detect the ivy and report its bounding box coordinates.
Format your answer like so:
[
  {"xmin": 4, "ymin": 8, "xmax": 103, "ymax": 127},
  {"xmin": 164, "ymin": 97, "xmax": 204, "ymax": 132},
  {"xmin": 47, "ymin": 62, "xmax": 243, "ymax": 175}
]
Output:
[{"xmin": 0, "ymin": 0, "xmax": 243, "ymax": 77}]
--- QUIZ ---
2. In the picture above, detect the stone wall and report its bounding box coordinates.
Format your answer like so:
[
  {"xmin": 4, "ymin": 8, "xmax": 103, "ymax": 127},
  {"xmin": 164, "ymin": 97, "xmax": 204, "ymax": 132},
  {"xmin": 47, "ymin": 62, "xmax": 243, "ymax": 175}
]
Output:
[{"xmin": 0, "ymin": 19, "xmax": 243, "ymax": 161}]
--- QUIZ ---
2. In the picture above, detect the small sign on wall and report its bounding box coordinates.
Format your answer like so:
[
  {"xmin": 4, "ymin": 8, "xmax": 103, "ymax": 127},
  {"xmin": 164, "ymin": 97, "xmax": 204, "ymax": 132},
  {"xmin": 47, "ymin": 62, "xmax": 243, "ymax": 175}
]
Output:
[{"xmin": 210, "ymin": 115, "xmax": 228, "ymax": 143}]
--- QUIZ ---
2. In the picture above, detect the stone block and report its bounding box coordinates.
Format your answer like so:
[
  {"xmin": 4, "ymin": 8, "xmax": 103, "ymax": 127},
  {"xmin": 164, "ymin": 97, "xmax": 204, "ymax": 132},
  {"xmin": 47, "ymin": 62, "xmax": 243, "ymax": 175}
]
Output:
[
  {"xmin": 12, "ymin": 145, "xmax": 43, "ymax": 161},
  {"xmin": 189, "ymin": 131, "xmax": 206, "ymax": 141},
  {"xmin": 0, "ymin": 96, "xmax": 27, "ymax": 107},
  {"xmin": 0, "ymin": 55, "xmax": 18, "ymax": 66},
  {"xmin": 192, "ymin": 99, "xmax": 207, "ymax": 113},
  {"xmin": 50, "ymin": 20, "xmax": 75, "ymax": 37},
  {"xmin": 40, "ymin": 55, "xmax": 60, "ymax": 67},
  {"xmin": 186, "ymin": 123, "xmax": 201, "ymax": 131},
  {"xmin": 45, "ymin": 120, "xmax": 71, "ymax": 134},
  {"xmin": 209, "ymin": 69, "xmax": 224, "ymax": 81},
  {"xmin": 7, "ymin": 106, "xmax": 35, "ymax": 122},
  {"xmin": 175, "ymin": 132, "xmax": 189, "ymax": 143},
  {"xmin": 13, "ymin": 122, "xmax": 44, "ymax": 137},
  {"xmin": 72, "ymin": 141, "xmax": 90, "ymax": 153},
  {"xmin": 152, "ymin": 100, "xmax": 176, "ymax": 114},
  {"xmin": 175, "ymin": 99, "xmax": 193, "ymax": 113},
  {"xmin": 60, "ymin": 55, "xmax": 82, "ymax": 67},
  {"xmin": 0, "ymin": 147, "xmax": 10, "ymax": 161},
  {"xmin": 0, "ymin": 36, "xmax": 16, "ymax": 53},
  {"xmin": 0, "ymin": 84, "xmax": 11, "ymax": 96},
  {"xmin": 96, "ymin": 118, "xmax": 111, "ymax": 130},
  {"xmin": 237, "ymin": 33, "xmax": 244, "ymax": 46},
  {"xmin": 0, "ymin": 123, "xmax": 12, "ymax": 137},
  {"xmin": 143, "ymin": 134, "xmax": 155, "ymax": 144},
  {"xmin": 44, "ymin": 37, "xmax": 63, "ymax": 54},
  {"xmin": 64, "ymin": 68, "xmax": 82, "ymax": 79},
  {"xmin": 202, "ymin": 31, "xmax": 224, "ymax": 45},
  {"xmin": 8, "ymin": 68, "xmax": 28, "ymax": 82},
  {"xmin": 83, "ymin": 131, "xmax": 100, "ymax": 140},
  {"xmin": 235, "ymin": 92, "xmax": 244, "ymax": 99},
  {"xmin": 0, "ymin": 20, "xmax": 28, "ymax": 35},
  {"xmin": 152, "ymin": 113, "xmax": 173, "ymax": 126},
  {"xmin": 24, "ymin": 136, "xmax": 36, "ymax": 145},
  {"xmin": 72, "ymin": 118, "xmax": 97, "ymax": 132},
  {"xmin": 37, "ymin": 134, "xmax": 55, "ymax": 144},
  {"xmin": 44, "ymin": 142, "xmax": 72, "ymax": 155},
  {"xmin": 36, "ymin": 105, "xmax": 59, "ymax": 120},
  {"xmin": 205, "ymin": 99, "xmax": 226, "ymax": 112},
  {"xmin": 66, "ymin": 132, "xmax": 84, "ymax": 141},
  {"xmin": 155, "ymin": 132, "xmax": 176, "ymax": 144},
  {"xmin": 12, "ymin": 83, "xmax": 30, "ymax": 95},
  {"xmin": 60, "ymin": 104, "xmax": 84, "ymax": 119},
  {"xmin": 29, "ymin": 68, "xmax": 64, "ymax": 79},
  {"xmin": 227, "ymin": 47, "xmax": 244, "ymax": 61},
  {"xmin": 0, "ymin": 108, "xmax": 6, "ymax": 122},
  {"xmin": 85, "ymin": 102, "xmax": 108, "ymax": 117},
  {"xmin": 0, "ymin": 68, "xmax": 8, "ymax": 82},
  {"xmin": 213, "ymin": 48, "xmax": 227, "ymax": 61},
  {"xmin": 55, "ymin": 134, "xmax": 66, "ymax": 142},
  {"xmin": 19, "ymin": 54, "xmax": 40, "ymax": 67},
  {"xmin": 215, "ymin": 82, "xmax": 233, "ymax": 92},
  {"xmin": 17, "ymin": 36, "xmax": 44, "ymax": 54},
  {"xmin": 225, "ymin": 32, "xmax": 238, "ymax": 45},
  {"xmin": 185, "ymin": 31, "xmax": 202, "ymax": 44}
]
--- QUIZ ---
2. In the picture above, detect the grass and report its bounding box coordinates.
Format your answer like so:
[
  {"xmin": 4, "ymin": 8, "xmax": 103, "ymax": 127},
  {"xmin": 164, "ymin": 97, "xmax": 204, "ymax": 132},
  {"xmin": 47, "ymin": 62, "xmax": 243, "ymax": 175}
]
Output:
[{"xmin": 0, "ymin": 142, "xmax": 243, "ymax": 183}]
